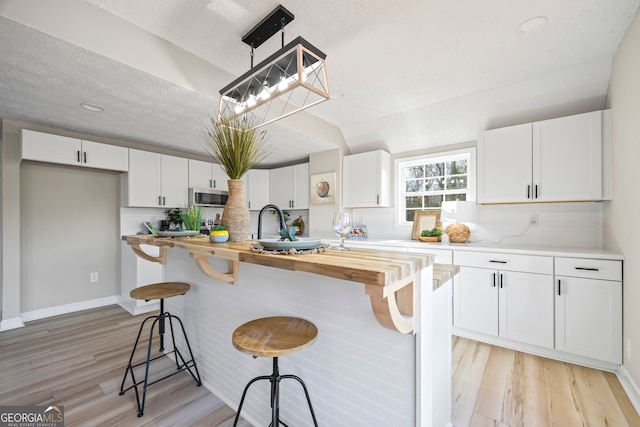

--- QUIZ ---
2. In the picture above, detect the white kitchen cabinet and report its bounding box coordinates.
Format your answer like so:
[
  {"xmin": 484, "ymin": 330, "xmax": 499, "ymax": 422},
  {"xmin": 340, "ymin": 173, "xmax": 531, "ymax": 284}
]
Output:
[
  {"xmin": 21, "ymin": 129, "xmax": 128, "ymax": 171},
  {"xmin": 188, "ymin": 159, "xmax": 229, "ymax": 191},
  {"xmin": 477, "ymin": 110, "xmax": 607, "ymax": 203},
  {"xmin": 245, "ymin": 169, "xmax": 270, "ymax": 211},
  {"xmin": 270, "ymin": 163, "xmax": 309, "ymax": 209},
  {"xmin": 343, "ymin": 150, "xmax": 390, "ymax": 207},
  {"xmin": 453, "ymin": 251, "xmax": 554, "ymax": 349},
  {"xmin": 555, "ymin": 257, "xmax": 622, "ymax": 364},
  {"xmin": 126, "ymin": 149, "xmax": 188, "ymax": 208}
]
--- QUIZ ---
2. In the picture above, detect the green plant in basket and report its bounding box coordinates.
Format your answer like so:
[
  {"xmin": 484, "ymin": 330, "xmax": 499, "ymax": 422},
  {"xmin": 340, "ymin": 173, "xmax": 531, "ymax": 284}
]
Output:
[
  {"xmin": 180, "ymin": 205, "xmax": 204, "ymax": 231},
  {"xmin": 421, "ymin": 227, "xmax": 442, "ymax": 237}
]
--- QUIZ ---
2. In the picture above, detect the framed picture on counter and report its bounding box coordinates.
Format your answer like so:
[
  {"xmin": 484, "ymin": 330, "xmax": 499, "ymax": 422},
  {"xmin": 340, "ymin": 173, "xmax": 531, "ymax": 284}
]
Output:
[
  {"xmin": 411, "ymin": 210, "xmax": 442, "ymax": 240},
  {"xmin": 310, "ymin": 172, "xmax": 336, "ymax": 205}
]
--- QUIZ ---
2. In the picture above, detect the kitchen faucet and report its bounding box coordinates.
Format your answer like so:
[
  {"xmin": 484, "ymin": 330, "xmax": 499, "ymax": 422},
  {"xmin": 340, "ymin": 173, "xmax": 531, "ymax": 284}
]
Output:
[{"xmin": 257, "ymin": 204, "xmax": 286, "ymax": 239}]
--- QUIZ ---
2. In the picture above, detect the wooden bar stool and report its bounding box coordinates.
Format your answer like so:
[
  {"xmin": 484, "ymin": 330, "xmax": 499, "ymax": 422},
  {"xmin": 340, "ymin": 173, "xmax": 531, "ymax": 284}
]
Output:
[
  {"xmin": 232, "ymin": 316, "xmax": 319, "ymax": 427},
  {"xmin": 119, "ymin": 282, "xmax": 202, "ymax": 417}
]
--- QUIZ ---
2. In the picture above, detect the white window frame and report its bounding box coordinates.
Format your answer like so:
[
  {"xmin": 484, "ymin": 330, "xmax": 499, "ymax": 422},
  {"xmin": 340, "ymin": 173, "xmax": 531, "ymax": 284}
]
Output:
[{"xmin": 394, "ymin": 148, "xmax": 476, "ymax": 227}]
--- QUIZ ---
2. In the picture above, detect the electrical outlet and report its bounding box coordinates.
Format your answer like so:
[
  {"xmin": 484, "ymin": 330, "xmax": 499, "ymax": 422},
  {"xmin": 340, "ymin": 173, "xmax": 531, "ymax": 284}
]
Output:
[
  {"xmin": 529, "ymin": 214, "xmax": 539, "ymax": 226},
  {"xmin": 90, "ymin": 272, "xmax": 99, "ymax": 283},
  {"xmin": 627, "ymin": 337, "xmax": 632, "ymax": 360}
]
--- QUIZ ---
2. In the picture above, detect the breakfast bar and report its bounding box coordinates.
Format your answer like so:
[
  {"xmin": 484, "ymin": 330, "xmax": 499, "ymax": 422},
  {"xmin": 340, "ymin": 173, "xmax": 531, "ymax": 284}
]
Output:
[{"xmin": 123, "ymin": 234, "xmax": 458, "ymax": 426}]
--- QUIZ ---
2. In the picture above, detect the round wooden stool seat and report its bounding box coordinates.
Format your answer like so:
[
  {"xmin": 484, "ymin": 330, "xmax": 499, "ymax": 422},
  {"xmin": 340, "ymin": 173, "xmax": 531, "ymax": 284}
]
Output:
[
  {"xmin": 130, "ymin": 282, "xmax": 190, "ymax": 301},
  {"xmin": 232, "ymin": 316, "xmax": 318, "ymax": 358}
]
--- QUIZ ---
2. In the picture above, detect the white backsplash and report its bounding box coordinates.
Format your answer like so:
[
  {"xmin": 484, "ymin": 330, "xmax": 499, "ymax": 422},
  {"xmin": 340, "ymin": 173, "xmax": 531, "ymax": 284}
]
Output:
[{"xmin": 350, "ymin": 202, "xmax": 605, "ymax": 248}]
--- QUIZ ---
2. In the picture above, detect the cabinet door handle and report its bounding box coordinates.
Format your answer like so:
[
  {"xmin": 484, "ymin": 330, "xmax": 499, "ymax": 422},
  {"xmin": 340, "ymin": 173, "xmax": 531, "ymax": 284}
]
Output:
[
  {"xmin": 213, "ymin": 180, "xmax": 216, "ymax": 188},
  {"xmin": 377, "ymin": 194, "xmax": 380, "ymax": 205},
  {"xmin": 248, "ymin": 201, "xmax": 251, "ymax": 209},
  {"xmin": 535, "ymin": 184, "xmax": 539, "ymax": 199},
  {"xmin": 209, "ymin": 179, "xmax": 213, "ymax": 188},
  {"xmin": 77, "ymin": 150, "xmax": 81, "ymax": 163},
  {"xmin": 162, "ymin": 196, "xmax": 166, "ymax": 206},
  {"xmin": 500, "ymin": 273, "xmax": 504, "ymax": 289},
  {"xmin": 492, "ymin": 273, "xmax": 496, "ymax": 287},
  {"xmin": 527, "ymin": 185, "xmax": 531, "ymax": 199},
  {"xmin": 489, "ymin": 260, "xmax": 507, "ymax": 264},
  {"xmin": 291, "ymin": 200, "xmax": 295, "ymax": 208},
  {"xmin": 558, "ymin": 279, "xmax": 561, "ymax": 296},
  {"xmin": 84, "ymin": 151, "xmax": 87, "ymax": 163},
  {"xmin": 575, "ymin": 267, "xmax": 599, "ymax": 272},
  {"xmin": 158, "ymin": 196, "xmax": 162, "ymax": 206}
]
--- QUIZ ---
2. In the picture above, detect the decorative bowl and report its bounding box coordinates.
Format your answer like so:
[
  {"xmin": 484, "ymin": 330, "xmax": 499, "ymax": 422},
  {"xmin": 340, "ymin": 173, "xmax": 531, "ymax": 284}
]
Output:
[
  {"xmin": 156, "ymin": 230, "xmax": 201, "ymax": 237},
  {"xmin": 419, "ymin": 236, "xmax": 442, "ymax": 242},
  {"xmin": 210, "ymin": 230, "xmax": 229, "ymax": 243},
  {"xmin": 257, "ymin": 238, "xmax": 321, "ymax": 250}
]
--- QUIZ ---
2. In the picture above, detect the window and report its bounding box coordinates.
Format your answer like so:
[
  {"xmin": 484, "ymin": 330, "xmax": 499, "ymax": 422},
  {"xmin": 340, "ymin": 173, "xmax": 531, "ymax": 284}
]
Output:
[{"xmin": 396, "ymin": 148, "xmax": 475, "ymax": 224}]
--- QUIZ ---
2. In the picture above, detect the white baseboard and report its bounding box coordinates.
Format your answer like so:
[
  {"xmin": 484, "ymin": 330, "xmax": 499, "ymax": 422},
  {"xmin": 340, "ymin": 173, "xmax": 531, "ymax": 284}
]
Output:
[
  {"xmin": 21, "ymin": 295, "xmax": 119, "ymax": 322},
  {"xmin": 0, "ymin": 316, "xmax": 25, "ymax": 331},
  {"xmin": 617, "ymin": 366, "xmax": 640, "ymax": 415}
]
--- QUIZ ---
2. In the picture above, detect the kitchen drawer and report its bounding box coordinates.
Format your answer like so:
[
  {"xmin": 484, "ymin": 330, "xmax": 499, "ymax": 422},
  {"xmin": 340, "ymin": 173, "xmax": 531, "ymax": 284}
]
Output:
[
  {"xmin": 454, "ymin": 251, "xmax": 553, "ymax": 274},
  {"xmin": 555, "ymin": 257, "xmax": 622, "ymax": 281}
]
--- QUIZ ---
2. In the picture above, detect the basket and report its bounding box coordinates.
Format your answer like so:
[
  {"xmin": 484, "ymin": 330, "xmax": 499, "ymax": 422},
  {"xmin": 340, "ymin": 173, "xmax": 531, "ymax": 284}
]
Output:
[
  {"xmin": 419, "ymin": 236, "xmax": 442, "ymax": 242},
  {"xmin": 445, "ymin": 223, "xmax": 470, "ymax": 243}
]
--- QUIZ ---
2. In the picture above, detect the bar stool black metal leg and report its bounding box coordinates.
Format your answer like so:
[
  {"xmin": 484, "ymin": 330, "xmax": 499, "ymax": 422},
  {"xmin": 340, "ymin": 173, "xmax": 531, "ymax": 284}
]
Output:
[
  {"xmin": 158, "ymin": 298, "xmax": 165, "ymax": 352},
  {"xmin": 168, "ymin": 314, "xmax": 202, "ymax": 385},
  {"xmin": 233, "ymin": 374, "xmax": 271, "ymax": 426},
  {"xmin": 281, "ymin": 373, "xmax": 319, "ymax": 427}
]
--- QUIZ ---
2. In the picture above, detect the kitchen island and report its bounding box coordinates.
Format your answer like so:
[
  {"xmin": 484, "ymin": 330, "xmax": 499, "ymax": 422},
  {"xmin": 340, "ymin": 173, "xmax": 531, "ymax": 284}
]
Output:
[{"xmin": 123, "ymin": 234, "xmax": 458, "ymax": 426}]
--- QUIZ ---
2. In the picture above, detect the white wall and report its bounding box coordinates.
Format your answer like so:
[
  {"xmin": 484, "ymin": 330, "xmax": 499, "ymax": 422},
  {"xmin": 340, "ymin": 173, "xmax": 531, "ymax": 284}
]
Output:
[
  {"xmin": 20, "ymin": 162, "xmax": 120, "ymax": 311},
  {"xmin": 605, "ymin": 7, "xmax": 640, "ymax": 388}
]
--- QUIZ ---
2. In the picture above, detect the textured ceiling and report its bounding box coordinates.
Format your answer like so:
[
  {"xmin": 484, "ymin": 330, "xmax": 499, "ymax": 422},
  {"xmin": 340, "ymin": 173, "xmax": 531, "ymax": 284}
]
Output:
[{"xmin": 1, "ymin": 0, "xmax": 639, "ymax": 166}]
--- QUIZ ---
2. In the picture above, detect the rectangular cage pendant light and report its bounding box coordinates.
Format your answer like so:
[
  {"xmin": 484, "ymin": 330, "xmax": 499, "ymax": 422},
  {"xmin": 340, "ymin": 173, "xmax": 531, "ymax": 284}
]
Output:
[{"xmin": 218, "ymin": 36, "xmax": 329, "ymax": 129}]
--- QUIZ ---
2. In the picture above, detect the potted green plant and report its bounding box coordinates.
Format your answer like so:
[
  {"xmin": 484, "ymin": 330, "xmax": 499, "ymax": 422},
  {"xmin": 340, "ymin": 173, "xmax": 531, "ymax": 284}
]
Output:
[
  {"xmin": 180, "ymin": 204, "xmax": 204, "ymax": 231},
  {"xmin": 206, "ymin": 118, "xmax": 270, "ymax": 241},
  {"xmin": 209, "ymin": 225, "xmax": 229, "ymax": 243},
  {"xmin": 164, "ymin": 208, "xmax": 183, "ymax": 230},
  {"xmin": 419, "ymin": 227, "xmax": 442, "ymax": 242}
]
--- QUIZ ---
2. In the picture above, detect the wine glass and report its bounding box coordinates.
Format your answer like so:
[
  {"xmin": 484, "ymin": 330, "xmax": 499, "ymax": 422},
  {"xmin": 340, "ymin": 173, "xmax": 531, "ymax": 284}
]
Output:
[{"xmin": 332, "ymin": 212, "xmax": 352, "ymax": 251}]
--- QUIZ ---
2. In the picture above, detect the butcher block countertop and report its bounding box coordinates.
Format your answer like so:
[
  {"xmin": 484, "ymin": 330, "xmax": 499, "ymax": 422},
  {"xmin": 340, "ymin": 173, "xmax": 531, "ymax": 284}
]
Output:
[{"xmin": 123, "ymin": 234, "xmax": 457, "ymax": 334}]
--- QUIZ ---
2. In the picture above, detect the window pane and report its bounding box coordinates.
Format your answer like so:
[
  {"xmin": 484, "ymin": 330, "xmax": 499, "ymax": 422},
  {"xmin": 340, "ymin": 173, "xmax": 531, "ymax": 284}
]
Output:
[
  {"xmin": 445, "ymin": 194, "xmax": 467, "ymax": 201},
  {"xmin": 406, "ymin": 196, "xmax": 422, "ymax": 208},
  {"xmin": 406, "ymin": 166, "xmax": 424, "ymax": 179},
  {"xmin": 424, "ymin": 195, "xmax": 443, "ymax": 208},
  {"xmin": 447, "ymin": 176, "xmax": 467, "ymax": 190},
  {"xmin": 425, "ymin": 162, "xmax": 444, "ymax": 177},
  {"xmin": 406, "ymin": 210, "xmax": 417, "ymax": 222},
  {"xmin": 426, "ymin": 177, "xmax": 444, "ymax": 191},
  {"xmin": 446, "ymin": 160, "xmax": 467, "ymax": 175},
  {"xmin": 405, "ymin": 179, "xmax": 423, "ymax": 192}
]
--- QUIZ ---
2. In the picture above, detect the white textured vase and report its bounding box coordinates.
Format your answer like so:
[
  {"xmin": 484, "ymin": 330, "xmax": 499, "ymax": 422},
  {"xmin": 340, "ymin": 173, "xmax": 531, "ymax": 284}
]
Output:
[{"xmin": 221, "ymin": 179, "xmax": 250, "ymax": 242}]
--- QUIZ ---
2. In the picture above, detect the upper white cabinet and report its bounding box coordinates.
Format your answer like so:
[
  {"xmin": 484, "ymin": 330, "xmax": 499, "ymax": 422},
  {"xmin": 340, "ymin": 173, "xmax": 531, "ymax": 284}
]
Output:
[
  {"xmin": 188, "ymin": 159, "xmax": 229, "ymax": 191},
  {"xmin": 126, "ymin": 149, "xmax": 188, "ymax": 208},
  {"xmin": 555, "ymin": 257, "xmax": 622, "ymax": 364},
  {"xmin": 21, "ymin": 129, "xmax": 128, "ymax": 172},
  {"xmin": 270, "ymin": 163, "xmax": 309, "ymax": 210},
  {"xmin": 477, "ymin": 110, "xmax": 610, "ymax": 203},
  {"xmin": 245, "ymin": 169, "xmax": 270, "ymax": 211},
  {"xmin": 343, "ymin": 150, "xmax": 390, "ymax": 208}
]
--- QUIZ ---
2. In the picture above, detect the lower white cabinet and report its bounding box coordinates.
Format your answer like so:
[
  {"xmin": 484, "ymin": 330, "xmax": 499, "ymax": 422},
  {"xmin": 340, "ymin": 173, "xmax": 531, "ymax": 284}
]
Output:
[
  {"xmin": 453, "ymin": 251, "xmax": 554, "ymax": 349},
  {"xmin": 555, "ymin": 257, "xmax": 622, "ymax": 364},
  {"xmin": 453, "ymin": 250, "xmax": 623, "ymax": 365}
]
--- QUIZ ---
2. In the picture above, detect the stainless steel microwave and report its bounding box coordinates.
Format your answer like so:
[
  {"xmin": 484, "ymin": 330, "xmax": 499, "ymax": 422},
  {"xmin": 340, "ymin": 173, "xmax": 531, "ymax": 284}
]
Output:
[{"xmin": 189, "ymin": 188, "xmax": 228, "ymax": 207}]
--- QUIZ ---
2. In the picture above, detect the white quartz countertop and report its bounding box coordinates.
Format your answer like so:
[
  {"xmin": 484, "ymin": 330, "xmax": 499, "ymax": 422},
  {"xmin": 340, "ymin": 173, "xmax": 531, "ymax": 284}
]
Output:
[{"xmin": 320, "ymin": 238, "xmax": 623, "ymax": 260}]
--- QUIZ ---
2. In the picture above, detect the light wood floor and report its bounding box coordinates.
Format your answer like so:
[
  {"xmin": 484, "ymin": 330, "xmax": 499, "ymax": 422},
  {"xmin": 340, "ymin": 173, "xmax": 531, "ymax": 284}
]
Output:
[
  {"xmin": 1, "ymin": 306, "xmax": 639, "ymax": 427},
  {"xmin": 452, "ymin": 335, "xmax": 640, "ymax": 427}
]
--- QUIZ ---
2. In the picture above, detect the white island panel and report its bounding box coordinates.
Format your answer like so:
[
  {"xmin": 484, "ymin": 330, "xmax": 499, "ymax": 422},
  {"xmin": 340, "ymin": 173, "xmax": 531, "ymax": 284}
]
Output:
[{"xmin": 163, "ymin": 249, "xmax": 418, "ymax": 426}]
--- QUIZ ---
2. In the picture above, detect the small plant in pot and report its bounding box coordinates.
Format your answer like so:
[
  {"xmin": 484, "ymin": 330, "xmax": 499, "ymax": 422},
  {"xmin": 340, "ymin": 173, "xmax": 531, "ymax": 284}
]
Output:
[
  {"xmin": 419, "ymin": 227, "xmax": 442, "ymax": 242},
  {"xmin": 209, "ymin": 225, "xmax": 229, "ymax": 243}
]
